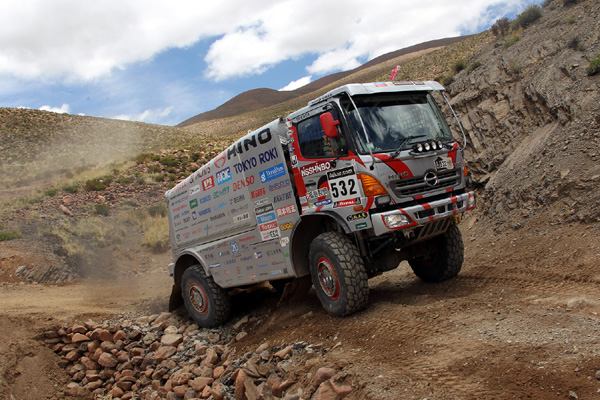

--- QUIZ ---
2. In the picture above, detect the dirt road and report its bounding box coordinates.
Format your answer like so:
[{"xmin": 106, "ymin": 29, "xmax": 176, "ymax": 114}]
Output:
[{"xmin": 2, "ymin": 215, "xmax": 600, "ymax": 399}]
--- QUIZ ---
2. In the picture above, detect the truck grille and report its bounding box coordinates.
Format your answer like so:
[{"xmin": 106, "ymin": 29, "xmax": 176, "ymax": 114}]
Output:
[{"xmin": 391, "ymin": 169, "xmax": 461, "ymax": 197}]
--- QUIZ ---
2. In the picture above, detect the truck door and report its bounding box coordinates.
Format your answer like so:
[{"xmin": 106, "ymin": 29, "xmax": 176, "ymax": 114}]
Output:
[{"xmin": 292, "ymin": 107, "xmax": 363, "ymax": 213}]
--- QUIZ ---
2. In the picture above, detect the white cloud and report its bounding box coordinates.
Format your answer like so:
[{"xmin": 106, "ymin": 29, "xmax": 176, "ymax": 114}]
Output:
[
  {"xmin": 114, "ymin": 106, "xmax": 174, "ymax": 124},
  {"xmin": 39, "ymin": 104, "xmax": 70, "ymax": 114},
  {"xmin": 0, "ymin": 0, "xmax": 539, "ymax": 83},
  {"xmin": 280, "ymin": 76, "xmax": 312, "ymax": 91}
]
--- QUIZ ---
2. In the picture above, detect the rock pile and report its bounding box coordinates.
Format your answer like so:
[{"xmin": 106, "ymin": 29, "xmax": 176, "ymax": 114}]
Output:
[{"xmin": 44, "ymin": 312, "xmax": 353, "ymax": 400}]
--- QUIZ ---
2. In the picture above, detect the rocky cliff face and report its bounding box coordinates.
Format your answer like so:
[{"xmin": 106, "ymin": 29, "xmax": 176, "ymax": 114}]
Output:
[{"xmin": 447, "ymin": 0, "xmax": 600, "ymax": 230}]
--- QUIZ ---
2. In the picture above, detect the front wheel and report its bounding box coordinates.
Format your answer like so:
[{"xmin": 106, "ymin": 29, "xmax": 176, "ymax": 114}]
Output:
[
  {"xmin": 181, "ymin": 265, "xmax": 230, "ymax": 328},
  {"xmin": 409, "ymin": 224, "xmax": 464, "ymax": 282},
  {"xmin": 309, "ymin": 232, "xmax": 369, "ymax": 316}
]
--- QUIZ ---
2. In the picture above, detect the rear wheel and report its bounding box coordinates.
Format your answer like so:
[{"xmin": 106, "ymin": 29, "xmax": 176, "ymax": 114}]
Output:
[
  {"xmin": 309, "ymin": 232, "xmax": 369, "ymax": 316},
  {"xmin": 181, "ymin": 265, "xmax": 230, "ymax": 328},
  {"xmin": 409, "ymin": 224, "xmax": 464, "ymax": 282}
]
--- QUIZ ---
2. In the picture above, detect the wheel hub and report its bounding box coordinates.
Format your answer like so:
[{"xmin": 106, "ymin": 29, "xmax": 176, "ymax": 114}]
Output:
[
  {"xmin": 189, "ymin": 283, "xmax": 208, "ymax": 314},
  {"xmin": 317, "ymin": 257, "xmax": 340, "ymax": 300}
]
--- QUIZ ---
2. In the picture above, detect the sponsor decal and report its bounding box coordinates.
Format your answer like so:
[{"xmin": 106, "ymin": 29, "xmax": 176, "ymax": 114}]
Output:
[
  {"xmin": 259, "ymin": 163, "xmax": 286, "ymax": 183},
  {"xmin": 213, "ymin": 186, "xmax": 230, "ymax": 199},
  {"xmin": 347, "ymin": 212, "xmax": 368, "ymax": 221},
  {"xmin": 258, "ymin": 147, "xmax": 279, "ymax": 164},
  {"xmin": 280, "ymin": 237, "xmax": 289, "ymax": 247},
  {"xmin": 280, "ymin": 222, "xmax": 293, "ymax": 231},
  {"xmin": 216, "ymin": 167, "xmax": 232, "ymax": 185},
  {"xmin": 214, "ymin": 152, "xmax": 226, "ymax": 169},
  {"xmin": 269, "ymin": 178, "xmax": 291, "ymax": 192},
  {"xmin": 306, "ymin": 187, "xmax": 329, "ymax": 200},
  {"xmin": 355, "ymin": 222, "xmax": 368, "ymax": 229},
  {"xmin": 212, "ymin": 201, "xmax": 227, "ymax": 212},
  {"xmin": 196, "ymin": 207, "xmax": 211, "ymax": 217},
  {"xmin": 239, "ymin": 235, "xmax": 255, "ymax": 242},
  {"xmin": 271, "ymin": 270, "xmax": 282, "ymax": 275},
  {"xmin": 273, "ymin": 191, "xmax": 293, "ymax": 203},
  {"xmin": 327, "ymin": 167, "xmax": 354, "ymax": 180},
  {"xmin": 253, "ymin": 197, "xmax": 269, "ymax": 208},
  {"xmin": 254, "ymin": 252, "xmax": 263, "ymax": 259},
  {"xmin": 189, "ymin": 199, "xmax": 198, "ymax": 209},
  {"xmin": 283, "ymin": 252, "xmax": 290, "ymax": 257},
  {"xmin": 194, "ymin": 165, "xmax": 211, "ymax": 179},
  {"xmin": 202, "ymin": 176, "xmax": 215, "ymax": 190},
  {"xmin": 267, "ymin": 248, "xmax": 282, "ymax": 257},
  {"xmin": 233, "ymin": 176, "xmax": 255, "ymax": 191},
  {"xmin": 173, "ymin": 204, "xmax": 187, "ymax": 212},
  {"xmin": 259, "ymin": 221, "xmax": 280, "ymax": 241},
  {"xmin": 218, "ymin": 250, "xmax": 230, "ymax": 257},
  {"xmin": 257, "ymin": 212, "xmax": 276, "ymax": 224},
  {"xmin": 189, "ymin": 185, "xmax": 200, "ymax": 196},
  {"xmin": 210, "ymin": 212, "xmax": 226, "ymax": 221},
  {"xmin": 300, "ymin": 161, "xmax": 331, "ymax": 177},
  {"xmin": 225, "ymin": 128, "xmax": 272, "ymax": 161},
  {"xmin": 276, "ymin": 204, "xmax": 297, "ymax": 218},
  {"xmin": 334, "ymin": 198, "xmax": 360, "ymax": 208},
  {"xmin": 251, "ymin": 188, "xmax": 266, "ymax": 199},
  {"xmin": 209, "ymin": 263, "xmax": 221, "ymax": 268},
  {"xmin": 233, "ymin": 212, "xmax": 250, "ymax": 224},
  {"xmin": 230, "ymin": 241, "xmax": 239, "ymax": 254},
  {"xmin": 231, "ymin": 194, "xmax": 245, "ymax": 204},
  {"xmin": 199, "ymin": 194, "xmax": 211, "ymax": 204},
  {"xmin": 233, "ymin": 157, "xmax": 257, "ymax": 173},
  {"xmin": 241, "ymin": 256, "xmax": 252, "ymax": 262},
  {"xmin": 313, "ymin": 199, "xmax": 332, "ymax": 207},
  {"xmin": 435, "ymin": 156, "xmax": 454, "ymax": 171},
  {"xmin": 225, "ymin": 259, "xmax": 236, "ymax": 265},
  {"xmin": 255, "ymin": 204, "xmax": 274, "ymax": 215},
  {"xmin": 183, "ymin": 217, "xmax": 190, "ymax": 223}
]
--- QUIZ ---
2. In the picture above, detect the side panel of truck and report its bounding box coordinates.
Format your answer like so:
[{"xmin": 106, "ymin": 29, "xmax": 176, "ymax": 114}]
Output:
[{"xmin": 166, "ymin": 123, "xmax": 301, "ymax": 288}]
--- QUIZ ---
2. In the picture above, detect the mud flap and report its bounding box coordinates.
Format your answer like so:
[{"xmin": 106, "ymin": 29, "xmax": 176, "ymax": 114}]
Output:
[
  {"xmin": 277, "ymin": 275, "xmax": 312, "ymax": 306},
  {"xmin": 168, "ymin": 284, "xmax": 183, "ymax": 312}
]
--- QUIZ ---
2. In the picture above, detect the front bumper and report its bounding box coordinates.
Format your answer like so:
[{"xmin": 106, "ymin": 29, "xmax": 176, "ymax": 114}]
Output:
[{"xmin": 371, "ymin": 191, "xmax": 475, "ymax": 236}]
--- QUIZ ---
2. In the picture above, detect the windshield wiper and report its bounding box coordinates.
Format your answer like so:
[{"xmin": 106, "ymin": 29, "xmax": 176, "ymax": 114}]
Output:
[{"xmin": 390, "ymin": 135, "xmax": 426, "ymax": 159}]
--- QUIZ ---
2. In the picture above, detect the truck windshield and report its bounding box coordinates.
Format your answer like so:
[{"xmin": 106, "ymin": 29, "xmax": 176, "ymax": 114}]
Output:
[{"xmin": 341, "ymin": 93, "xmax": 453, "ymax": 154}]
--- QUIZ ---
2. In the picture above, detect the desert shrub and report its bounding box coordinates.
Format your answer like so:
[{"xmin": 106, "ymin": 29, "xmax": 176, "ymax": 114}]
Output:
[
  {"xmin": 542, "ymin": 0, "xmax": 554, "ymax": 7},
  {"xmin": 168, "ymin": 173, "xmax": 178, "ymax": 181},
  {"xmin": 0, "ymin": 225, "xmax": 22, "ymax": 241},
  {"xmin": 148, "ymin": 203, "xmax": 167, "ymax": 218},
  {"xmin": 135, "ymin": 153, "xmax": 153, "ymax": 165},
  {"xmin": 514, "ymin": 5, "xmax": 542, "ymax": 29},
  {"xmin": 587, "ymin": 54, "xmax": 600, "ymax": 75},
  {"xmin": 166, "ymin": 167, "xmax": 177, "ymax": 174},
  {"xmin": 84, "ymin": 178, "xmax": 107, "ymax": 191},
  {"xmin": 44, "ymin": 188, "xmax": 58, "ymax": 197},
  {"xmin": 568, "ymin": 37, "xmax": 585, "ymax": 51},
  {"xmin": 491, "ymin": 17, "xmax": 510, "ymax": 36},
  {"xmin": 62, "ymin": 184, "xmax": 79, "ymax": 193},
  {"xmin": 116, "ymin": 175, "xmax": 135, "ymax": 185},
  {"xmin": 136, "ymin": 176, "xmax": 147, "ymax": 185},
  {"xmin": 159, "ymin": 155, "xmax": 178, "ymax": 167},
  {"xmin": 93, "ymin": 203, "xmax": 110, "ymax": 216},
  {"xmin": 504, "ymin": 33, "xmax": 520, "ymax": 47},
  {"xmin": 562, "ymin": 0, "xmax": 580, "ymax": 6},
  {"xmin": 441, "ymin": 75, "xmax": 454, "ymax": 86},
  {"xmin": 147, "ymin": 165, "xmax": 162, "ymax": 173},
  {"xmin": 466, "ymin": 61, "xmax": 482, "ymax": 74},
  {"xmin": 153, "ymin": 174, "xmax": 165, "ymax": 182},
  {"xmin": 452, "ymin": 59, "xmax": 466, "ymax": 74}
]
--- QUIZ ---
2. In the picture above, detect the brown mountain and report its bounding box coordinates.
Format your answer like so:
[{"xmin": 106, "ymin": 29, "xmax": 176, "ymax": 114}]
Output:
[{"xmin": 177, "ymin": 36, "xmax": 470, "ymax": 127}]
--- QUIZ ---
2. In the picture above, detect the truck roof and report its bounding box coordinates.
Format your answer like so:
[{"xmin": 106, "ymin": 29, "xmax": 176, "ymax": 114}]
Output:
[{"xmin": 305, "ymin": 81, "xmax": 445, "ymax": 108}]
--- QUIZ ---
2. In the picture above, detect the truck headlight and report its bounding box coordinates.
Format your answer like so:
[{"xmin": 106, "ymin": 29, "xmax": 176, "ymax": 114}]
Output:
[
  {"xmin": 467, "ymin": 193, "xmax": 476, "ymax": 209},
  {"xmin": 383, "ymin": 214, "xmax": 413, "ymax": 229}
]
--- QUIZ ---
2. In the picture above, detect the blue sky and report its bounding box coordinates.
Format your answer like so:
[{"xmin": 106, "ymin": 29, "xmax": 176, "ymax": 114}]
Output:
[{"xmin": 0, "ymin": 0, "xmax": 541, "ymax": 126}]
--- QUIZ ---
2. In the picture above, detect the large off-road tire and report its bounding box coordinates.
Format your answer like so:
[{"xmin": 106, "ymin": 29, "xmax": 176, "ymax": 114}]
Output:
[
  {"xmin": 409, "ymin": 224, "xmax": 464, "ymax": 282},
  {"xmin": 181, "ymin": 265, "xmax": 230, "ymax": 328},
  {"xmin": 308, "ymin": 232, "xmax": 369, "ymax": 316}
]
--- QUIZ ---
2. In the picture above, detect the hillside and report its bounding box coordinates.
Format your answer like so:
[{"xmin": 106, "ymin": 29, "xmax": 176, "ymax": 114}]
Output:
[
  {"xmin": 1, "ymin": 1, "xmax": 600, "ymax": 399},
  {"xmin": 177, "ymin": 36, "xmax": 471, "ymax": 126}
]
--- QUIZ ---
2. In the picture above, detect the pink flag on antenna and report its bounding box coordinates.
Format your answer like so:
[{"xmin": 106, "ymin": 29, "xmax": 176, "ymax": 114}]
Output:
[{"xmin": 390, "ymin": 65, "xmax": 400, "ymax": 80}]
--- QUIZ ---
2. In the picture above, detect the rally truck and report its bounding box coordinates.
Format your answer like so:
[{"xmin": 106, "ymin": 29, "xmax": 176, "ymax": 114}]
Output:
[{"xmin": 166, "ymin": 81, "xmax": 476, "ymax": 327}]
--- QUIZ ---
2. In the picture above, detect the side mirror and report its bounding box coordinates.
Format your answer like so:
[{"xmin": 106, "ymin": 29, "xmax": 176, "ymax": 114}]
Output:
[{"xmin": 320, "ymin": 112, "xmax": 339, "ymax": 138}]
